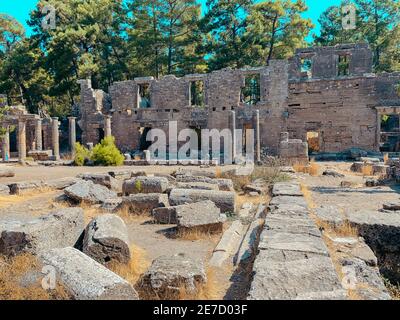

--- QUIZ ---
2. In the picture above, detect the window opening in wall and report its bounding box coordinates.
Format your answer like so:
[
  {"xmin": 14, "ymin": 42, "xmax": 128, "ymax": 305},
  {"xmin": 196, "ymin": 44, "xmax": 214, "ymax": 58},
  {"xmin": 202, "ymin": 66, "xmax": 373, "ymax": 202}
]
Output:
[
  {"xmin": 10, "ymin": 129, "xmax": 17, "ymax": 152},
  {"xmin": 338, "ymin": 54, "xmax": 350, "ymax": 76},
  {"xmin": 241, "ymin": 74, "xmax": 261, "ymax": 105},
  {"xmin": 307, "ymin": 131, "xmax": 320, "ymax": 154},
  {"xmin": 190, "ymin": 80, "xmax": 205, "ymax": 108},
  {"xmin": 300, "ymin": 58, "xmax": 312, "ymax": 78},
  {"xmin": 138, "ymin": 127, "xmax": 152, "ymax": 151},
  {"xmin": 380, "ymin": 115, "xmax": 400, "ymax": 152},
  {"xmin": 138, "ymin": 83, "xmax": 151, "ymax": 109},
  {"xmin": 98, "ymin": 128, "xmax": 105, "ymax": 143}
]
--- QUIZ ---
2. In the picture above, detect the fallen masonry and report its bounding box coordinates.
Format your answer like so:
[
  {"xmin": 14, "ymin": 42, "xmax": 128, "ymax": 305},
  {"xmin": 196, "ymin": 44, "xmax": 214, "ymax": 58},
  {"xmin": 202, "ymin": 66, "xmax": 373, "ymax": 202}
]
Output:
[
  {"xmin": 83, "ymin": 214, "xmax": 131, "ymax": 265},
  {"xmin": 176, "ymin": 200, "xmax": 226, "ymax": 234},
  {"xmin": 175, "ymin": 175, "xmax": 234, "ymax": 192},
  {"xmin": 77, "ymin": 173, "xmax": 122, "ymax": 193},
  {"xmin": 0, "ymin": 208, "xmax": 84, "ymax": 256},
  {"xmin": 117, "ymin": 193, "xmax": 169, "ymax": 214},
  {"xmin": 0, "ymin": 184, "xmax": 10, "ymax": 195},
  {"xmin": 41, "ymin": 247, "xmax": 139, "ymax": 300},
  {"xmin": 139, "ymin": 254, "xmax": 206, "ymax": 299},
  {"xmin": 169, "ymin": 188, "xmax": 236, "ymax": 213},
  {"xmin": 122, "ymin": 176, "xmax": 169, "ymax": 195},
  {"xmin": 64, "ymin": 180, "xmax": 117, "ymax": 204}
]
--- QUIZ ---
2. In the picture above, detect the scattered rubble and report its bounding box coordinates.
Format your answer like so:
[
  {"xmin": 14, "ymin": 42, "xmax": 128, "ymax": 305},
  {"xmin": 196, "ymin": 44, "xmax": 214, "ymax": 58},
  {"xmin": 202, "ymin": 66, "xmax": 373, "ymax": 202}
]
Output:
[
  {"xmin": 0, "ymin": 184, "xmax": 10, "ymax": 195},
  {"xmin": 64, "ymin": 180, "xmax": 117, "ymax": 204},
  {"xmin": 0, "ymin": 169, "xmax": 15, "ymax": 178},
  {"xmin": 169, "ymin": 188, "xmax": 236, "ymax": 213},
  {"xmin": 83, "ymin": 214, "xmax": 131, "ymax": 265},
  {"xmin": 118, "ymin": 194, "xmax": 169, "ymax": 213},
  {"xmin": 0, "ymin": 208, "xmax": 84, "ymax": 256},
  {"xmin": 323, "ymin": 170, "xmax": 345, "ymax": 178},
  {"xmin": 139, "ymin": 254, "xmax": 206, "ymax": 299},
  {"xmin": 41, "ymin": 247, "xmax": 139, "ymax": 300},
  {"xmin": 77, "ymin": 173, "xmax": 122, "ymax": 193},
  {"xmin": 122, "ymin": 176, "xmax": 169, "ymax": 195},
  {"xmin": 176, "ymin": 201, "xmax": 225, "ymax": 234}
]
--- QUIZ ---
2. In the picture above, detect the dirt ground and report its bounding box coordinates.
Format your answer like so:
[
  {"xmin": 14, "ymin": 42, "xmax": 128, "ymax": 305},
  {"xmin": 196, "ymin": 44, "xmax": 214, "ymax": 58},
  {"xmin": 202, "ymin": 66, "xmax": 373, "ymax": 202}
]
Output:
[
  {"xmin": 0, "ymin": 164, "xmax": 243, "ymax": 299},
  {"xmin": 0, "ymin": 163, "xmax": 236, "ymax": 184},
  {"xmin": 3, "ymin": 161, "xmax": 396, "ymax": 300}
]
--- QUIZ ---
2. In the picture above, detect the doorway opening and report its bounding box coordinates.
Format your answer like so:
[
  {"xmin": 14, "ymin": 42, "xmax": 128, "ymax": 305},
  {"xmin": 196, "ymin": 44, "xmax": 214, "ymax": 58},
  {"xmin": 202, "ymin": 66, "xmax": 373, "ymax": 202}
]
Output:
[
  {"xmin": 10, "ymin": 129, "xmax": 17, "ymax": 152},
  {"xmin": 380, "ymin": 114, "xmax": 400, "ymax": 152},
  {"xmin": 138, "ymin": 127, "xmax": 152, "ymax": 151},
  {"xmin": 97, "ymin": 128, "xmax": 105, "ymax": 143},
  {"xmin": 307, "ymin": 131, "xmax": 320, "ymax": 153}
]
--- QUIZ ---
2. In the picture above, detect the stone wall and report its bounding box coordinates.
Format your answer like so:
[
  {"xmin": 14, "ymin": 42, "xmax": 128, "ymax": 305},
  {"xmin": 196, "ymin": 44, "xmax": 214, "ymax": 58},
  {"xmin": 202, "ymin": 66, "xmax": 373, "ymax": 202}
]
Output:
[{"xmin": 77, "ymin": 44, "xmax": 400, "ymax": 155}]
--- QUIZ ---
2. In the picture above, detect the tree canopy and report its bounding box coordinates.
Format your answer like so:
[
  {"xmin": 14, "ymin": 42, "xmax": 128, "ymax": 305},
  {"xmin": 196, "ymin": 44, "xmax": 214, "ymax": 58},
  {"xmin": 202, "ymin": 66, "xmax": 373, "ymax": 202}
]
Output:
[{"xmin": 0, "ymin": 0, "xmax": 398, "ymax": 117}]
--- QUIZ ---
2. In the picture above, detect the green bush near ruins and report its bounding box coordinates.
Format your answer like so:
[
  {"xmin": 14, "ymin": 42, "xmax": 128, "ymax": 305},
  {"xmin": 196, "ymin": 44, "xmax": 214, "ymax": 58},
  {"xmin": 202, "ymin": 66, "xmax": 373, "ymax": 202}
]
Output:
[
  {"xmin": 74, "ymin": 142, "xmax": 91, "ymax": 166},
  {"xmin": 74, "ymin": 136, "xmax": 124, "ymax": 166}
]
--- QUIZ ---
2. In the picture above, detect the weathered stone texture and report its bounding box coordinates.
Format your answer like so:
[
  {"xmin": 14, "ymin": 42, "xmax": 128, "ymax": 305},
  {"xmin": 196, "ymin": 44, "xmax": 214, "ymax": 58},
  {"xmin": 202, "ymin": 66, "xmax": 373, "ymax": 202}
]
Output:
[
  {"xmin": 118, "ymin": 193, "xmax": 169, "ymax": 213},
  {"xmin": 140, "ymin": 254, "xmax": 206, "ymax": 299},
  {"xmin": 83, "ymin": 214, "xmax": 130, "ymax": 265},
  {"xmin": 249, "ymin": 183, "xmax": 344, "ymax": 300},
  {"xmin": 122, "ymin": 176, "xmax": 169, "ymax": 195},
  {"xmin": 41, "ymin": 247, "xmax": 138, "ymax": 300},
  {"xmin": 0, "ymin": 208, "xmax": 84, "ymax": 256},
  {"xmin": 169, "ymin": 188, "xmax": 235, "ymax": 213},
  {"xmin": 64, "ymin": 180, "xmax": 117, "ymax": 204}
]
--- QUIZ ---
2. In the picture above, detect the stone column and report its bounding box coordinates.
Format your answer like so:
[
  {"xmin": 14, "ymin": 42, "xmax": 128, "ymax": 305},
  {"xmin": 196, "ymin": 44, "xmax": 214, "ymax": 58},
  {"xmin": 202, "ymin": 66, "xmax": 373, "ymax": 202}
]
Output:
[
  {"xmin": 231, "ymin": 111, "xmax": 236, "ymax": 161},
  {"xmin": 104, "ymin": 116, "xmax": 112, "ymax": 138},
  {"xmin": 2, "ymin": 126, "xmax": 10, "ymax": 162},
  {"xmin": 35, "ymin": 119, "xmax": 42, "ymax": 151},
  {"xmin": 68, "ymin": 117, "xmax": 77, "ymax": 155},
  {"xmin": 376, "ymin": 111, "xmax": 381, "ymax": 152},
  {"xmin": 52, "ymin": 117, "xmax": 60, "ymax": 160},
  {"xmin": 18, "ymin": 119, "xmax": 27, "ymax": 162},
  {"xmin": 255, "ymin": 110, "xmax": 261, "ymax": 163}
]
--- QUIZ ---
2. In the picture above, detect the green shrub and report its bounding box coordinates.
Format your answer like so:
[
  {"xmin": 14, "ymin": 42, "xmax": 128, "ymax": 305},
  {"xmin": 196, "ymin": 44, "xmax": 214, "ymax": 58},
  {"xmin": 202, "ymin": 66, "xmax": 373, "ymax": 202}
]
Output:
[
  {"xmin": 91, "ymin": 136, "xmax": 124, "ymax": 166},
  {"xmin": 74, "ymin": 142, "xmax": 91, "ymax": 166}
]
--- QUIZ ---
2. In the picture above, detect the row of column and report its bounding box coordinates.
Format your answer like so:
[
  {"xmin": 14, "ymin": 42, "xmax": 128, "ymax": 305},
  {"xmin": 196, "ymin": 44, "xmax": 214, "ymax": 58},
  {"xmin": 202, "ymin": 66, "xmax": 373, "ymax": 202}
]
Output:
[{"xmin": 2, "ymin": 116, "xmax": 112, "ymax": 162}]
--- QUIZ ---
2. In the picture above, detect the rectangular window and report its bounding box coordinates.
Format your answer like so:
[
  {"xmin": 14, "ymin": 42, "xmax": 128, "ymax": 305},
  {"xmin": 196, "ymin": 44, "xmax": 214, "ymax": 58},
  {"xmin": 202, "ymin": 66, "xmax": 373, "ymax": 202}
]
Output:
[
  {"xmin": 241, "ymin": 74, "xmax": 261, "ymax": 105},
  {"xmin": 138, "ymin": 83, "xmax": 151, "ymax": 108},
  {"xmin": 300, "ymin": 58, "xmax": 312, "ymax": 78},
  {"xmin": 338, "ymin": 55, "xmax": 350, "ymax": 76},
  {"xmin": 190, "ymin": 80, "xmax": 205, "ymax": 108}
]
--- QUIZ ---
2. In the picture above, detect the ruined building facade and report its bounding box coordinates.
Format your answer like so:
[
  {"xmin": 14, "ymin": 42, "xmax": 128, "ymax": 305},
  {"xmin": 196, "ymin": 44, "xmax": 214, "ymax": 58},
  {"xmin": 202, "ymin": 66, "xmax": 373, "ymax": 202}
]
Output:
[{"xmin": 61, "ymin": 44, "xmax": 400, "ymax": 156}]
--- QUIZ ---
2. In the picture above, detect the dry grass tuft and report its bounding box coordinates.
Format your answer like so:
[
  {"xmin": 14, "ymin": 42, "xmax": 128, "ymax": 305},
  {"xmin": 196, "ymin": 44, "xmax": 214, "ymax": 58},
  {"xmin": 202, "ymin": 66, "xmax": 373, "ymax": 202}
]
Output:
[
  {"xmin": 175, "ymin": 228, "xmax": 222, "ymax": 242},
  {"xmin": 250, "ymin": 166, "xmax": 291, "ymax": 185},
  {"xmin": 114, "ymin": 205, "xmax": 151, "ymax": 224},
  {"xmin": 0, "ymin": 190, "xmax": 57, "ymax": 209},
  {"xmin": 236, "ymin": 194, "xmax": 270, "ymax": 210},
  {"xmin": 0, "ymin": 254, "xmax": 70, "ymax": 300},
  {"xmin": 384, "ymin": 280, "xmax": 400, "ymax": 300},
  {"xmin": 300, "ymin": 184, "xmax": 316, "ymax": 210},
  {"xmin": 196, "ymin": 267, "xmax": 227, "ymax": 300},
  {"xmin": 383, "ymin": 153, "xmax": 389, "ymax": 165},
  {"xmin": 109, "ymin": 244, "xmax": 151, "ymax": 286},
  {"xmin": 137, "ymin": 266, "xmax": 227, "ymax": 300},
  {"xmin": 215, "ymin": 167, "xmax": 223, "ymax": 179},
  {"xmin": 361, "ymin": 164, "xmax": 374, "ymax": 177},
  {"xmin": 220, "ymin": 172, "xmax": 251, "ymax": 192},
  {"xmin": 294, "ymin": 160, "xmax": 320, "ymax": 176}
]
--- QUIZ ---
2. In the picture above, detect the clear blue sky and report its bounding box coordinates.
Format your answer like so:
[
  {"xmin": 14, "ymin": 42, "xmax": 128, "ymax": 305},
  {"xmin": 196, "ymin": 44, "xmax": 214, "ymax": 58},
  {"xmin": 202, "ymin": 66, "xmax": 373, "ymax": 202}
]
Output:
[{"xmin": 1, "ymin": 0, "xmax": 342, "ymax": 42}]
